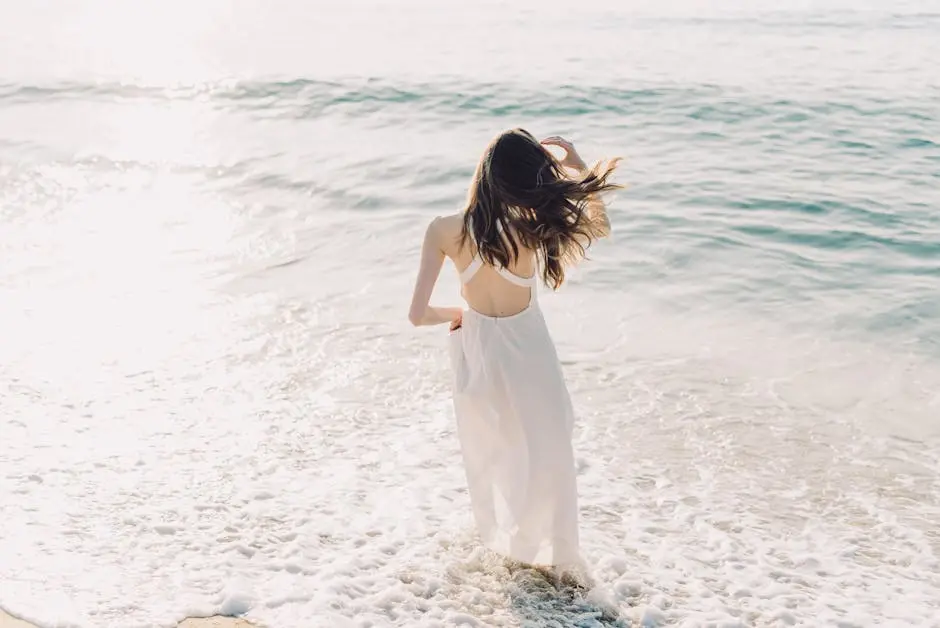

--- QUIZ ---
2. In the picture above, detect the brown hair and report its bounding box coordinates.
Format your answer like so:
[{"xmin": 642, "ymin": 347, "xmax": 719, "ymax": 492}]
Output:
[{"xmin": 459, "ymin": 128, "xmax": 622, "ymax": 290}]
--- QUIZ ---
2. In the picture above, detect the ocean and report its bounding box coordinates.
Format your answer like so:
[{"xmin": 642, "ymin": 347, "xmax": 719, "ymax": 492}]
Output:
[{"xmin": 1, "ymin": 1, "xmax": 939, "ymax": 626}]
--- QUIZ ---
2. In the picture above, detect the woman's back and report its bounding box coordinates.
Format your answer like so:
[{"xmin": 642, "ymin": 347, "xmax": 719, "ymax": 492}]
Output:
[{"xmin": 439, "ymin": 213, "xmax": 536, "ymax": 318}]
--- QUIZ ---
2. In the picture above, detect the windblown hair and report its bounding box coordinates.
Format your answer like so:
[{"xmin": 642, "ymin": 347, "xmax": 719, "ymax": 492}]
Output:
[{"xmin": 459, "ymin": 128, "xmax": 622, "ymax": 290}]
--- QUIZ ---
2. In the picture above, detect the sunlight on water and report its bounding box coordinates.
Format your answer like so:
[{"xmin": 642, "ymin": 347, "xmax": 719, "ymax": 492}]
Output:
[{"xmin": 1, "ymin": 164, "xmax": 239, "ymax": 399}]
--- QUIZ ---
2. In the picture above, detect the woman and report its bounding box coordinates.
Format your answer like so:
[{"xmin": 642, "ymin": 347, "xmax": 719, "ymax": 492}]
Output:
[{"xmin": 408, "ymin": 129, "xmax": 621, "ymax": 567}]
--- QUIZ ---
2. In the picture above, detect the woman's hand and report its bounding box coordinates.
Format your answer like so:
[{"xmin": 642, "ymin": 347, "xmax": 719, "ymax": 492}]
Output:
[
  {"xmin": 449, "ymin": 311, "xmax": 463, "ymax": 332},
  {"xmin": 541, "ymin": 136, "xmax": 588, "ymax": 173}
]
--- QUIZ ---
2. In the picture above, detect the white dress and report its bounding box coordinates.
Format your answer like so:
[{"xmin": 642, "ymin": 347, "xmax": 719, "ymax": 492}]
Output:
[{"xmin": 448, "ymin": 237, "xmax": 580, "ymax": 567}]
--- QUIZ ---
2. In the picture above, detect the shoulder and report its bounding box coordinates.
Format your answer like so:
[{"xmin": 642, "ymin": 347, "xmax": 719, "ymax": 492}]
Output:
[
  {"xmin": 430, "ymin": 212, "xmax": 464, "ymax": 232},
  {"xmin": 425, "ymin": 212, "xmax": 465, "ymax": 254}
]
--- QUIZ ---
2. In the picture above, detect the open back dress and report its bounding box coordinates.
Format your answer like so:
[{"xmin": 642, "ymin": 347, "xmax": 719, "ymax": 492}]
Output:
[{"xmin": 448, "ymin": 219, "xmax": 581, "ymax": 567}]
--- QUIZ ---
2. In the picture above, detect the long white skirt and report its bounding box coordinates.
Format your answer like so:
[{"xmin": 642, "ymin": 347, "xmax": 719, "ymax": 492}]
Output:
[{"xmin": 448, "ymin": 302, "xmax": 580, "ymax": 567}]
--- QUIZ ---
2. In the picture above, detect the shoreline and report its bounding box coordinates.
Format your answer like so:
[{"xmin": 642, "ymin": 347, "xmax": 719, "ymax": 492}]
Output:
[{"xmin": 0, "ymin": 610, "xmax": 258, "ymax": 628}]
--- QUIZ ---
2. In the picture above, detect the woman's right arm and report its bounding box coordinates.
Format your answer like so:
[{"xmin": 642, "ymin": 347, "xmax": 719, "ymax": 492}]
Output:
[{"xmin": 408, "ymin": 217, "xmax": 463, "ymax": 327}]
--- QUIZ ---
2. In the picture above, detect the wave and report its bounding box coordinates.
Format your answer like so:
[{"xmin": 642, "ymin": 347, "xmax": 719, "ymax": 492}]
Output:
[
  {"xmin": 2, "ymin": 78, "xmax": 934, "ymax": 131},
  {"xmin": 632, "ymin": 10, "xmax": 940, "ymax": 32},
  {"xmin": 0, "ymin": 78, "xmax": 716, "ymax": 118}
]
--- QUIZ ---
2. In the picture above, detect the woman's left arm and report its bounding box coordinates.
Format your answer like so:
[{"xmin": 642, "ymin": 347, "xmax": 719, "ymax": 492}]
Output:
[{"xmin": 408, "ymin": 217, "xmax": 463, "ymax": 327}]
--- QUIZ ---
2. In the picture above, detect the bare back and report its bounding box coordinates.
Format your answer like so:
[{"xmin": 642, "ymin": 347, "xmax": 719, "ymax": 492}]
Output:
[{"xmin": 437, "ymin": 213, "xmax": 537, "ymax": 318}]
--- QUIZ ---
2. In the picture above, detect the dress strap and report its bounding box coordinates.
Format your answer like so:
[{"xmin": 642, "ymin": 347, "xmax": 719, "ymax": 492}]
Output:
[
  {"xmin": 460, "ymin": 256, "xmax": 483, "ymax": 284},
  {"xmin": 460, "ymin": 214, "xmax": 484, "ymax": 284},
  {"xmin": 459, "ymin": 214, "xmax": 536, "ymax": 287},
  {"xmin": 495, "ymin": 265, "xmax": 537, "ymax": 288}
]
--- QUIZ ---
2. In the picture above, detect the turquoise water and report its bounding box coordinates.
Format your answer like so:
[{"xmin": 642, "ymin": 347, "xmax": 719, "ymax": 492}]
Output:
[
  {"xmin": 1, "ymin": 2, "xmax": 939, "ymax": 627},
  {"xmin": 5, "ymin": 75, "xmax": 936, "ymax": 349}
]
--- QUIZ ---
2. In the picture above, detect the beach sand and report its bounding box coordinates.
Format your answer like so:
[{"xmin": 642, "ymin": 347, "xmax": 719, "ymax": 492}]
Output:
[
  {"xmin": 0, "ymin": 612, "xmax": 33, "ymax": 628},
  {"xmin": 0, "ymin": 610, "xmax": 258, "ymax": 628}
]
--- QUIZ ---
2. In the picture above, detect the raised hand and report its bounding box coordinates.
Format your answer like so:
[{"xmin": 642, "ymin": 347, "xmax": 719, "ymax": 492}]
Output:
[{"xmin": 540, "ymin": 136, "xmax": 588, "ymax": 173}]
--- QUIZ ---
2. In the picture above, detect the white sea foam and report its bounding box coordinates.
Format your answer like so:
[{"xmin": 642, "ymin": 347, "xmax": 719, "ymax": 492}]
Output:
[{"xmin": 2, "ymin": 214, "xmax": 938, "ymax": 627}]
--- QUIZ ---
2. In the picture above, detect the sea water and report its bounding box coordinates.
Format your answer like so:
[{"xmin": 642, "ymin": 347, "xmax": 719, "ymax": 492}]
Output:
[{"xmin": 1, "ymin": 1, "xmax": 939, "ymax": 626}]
